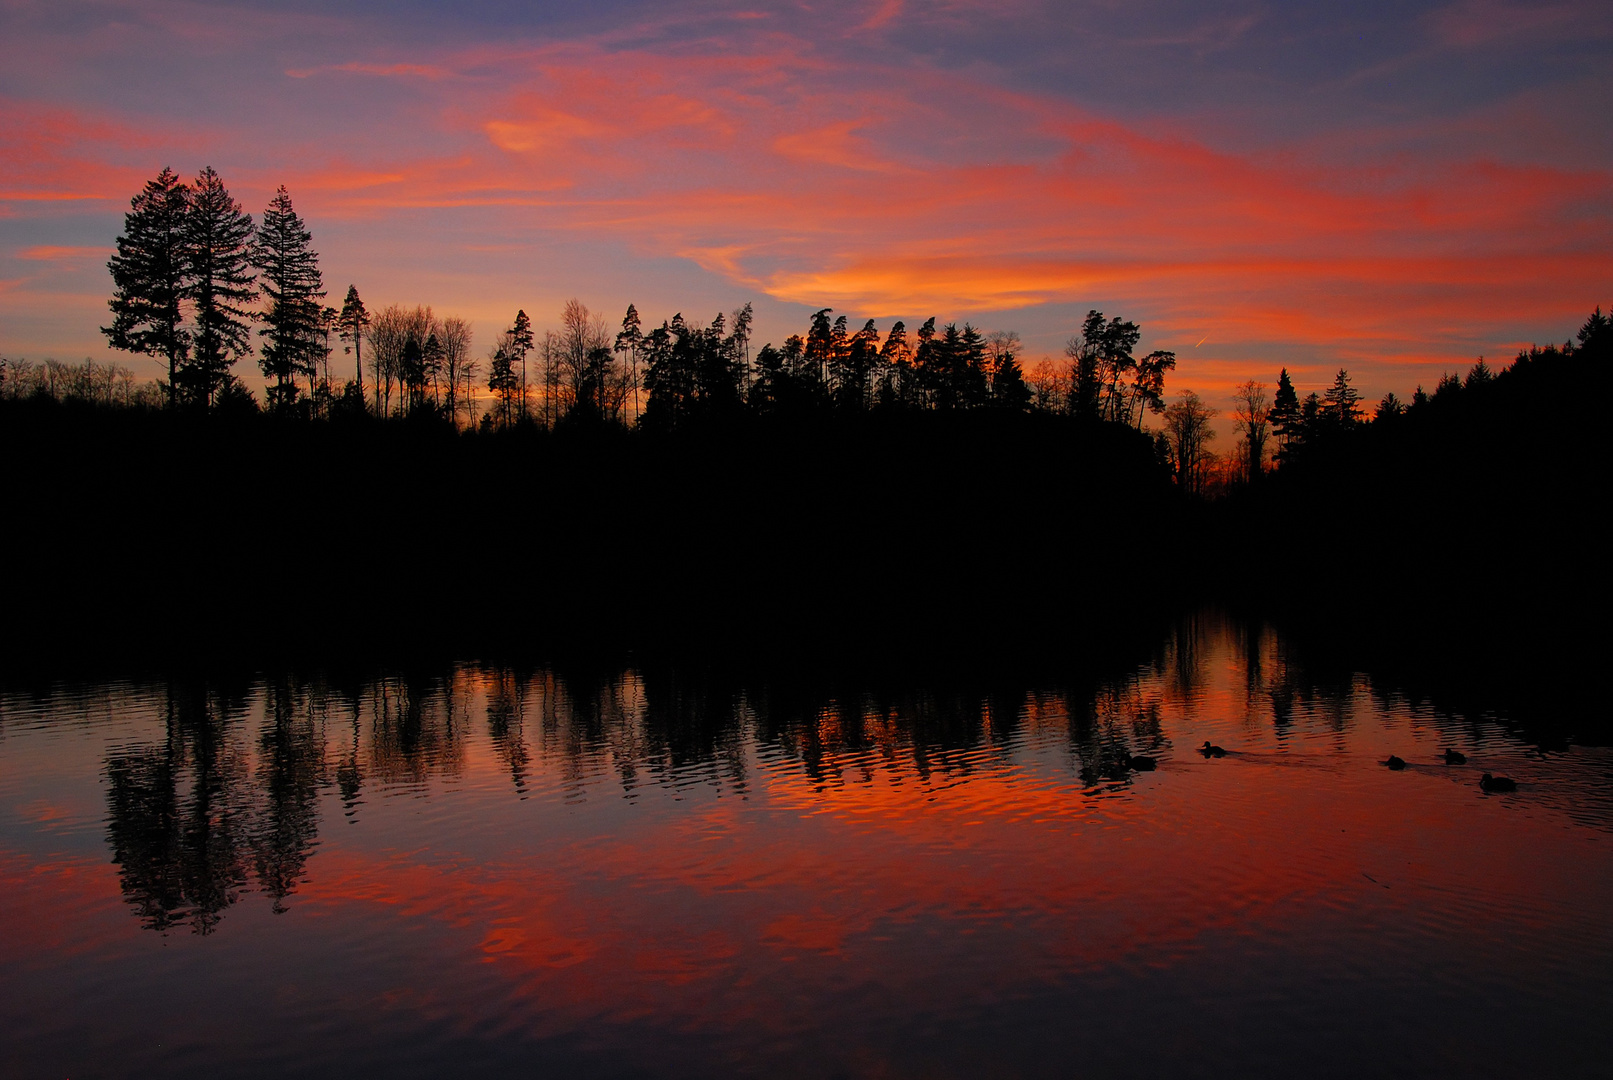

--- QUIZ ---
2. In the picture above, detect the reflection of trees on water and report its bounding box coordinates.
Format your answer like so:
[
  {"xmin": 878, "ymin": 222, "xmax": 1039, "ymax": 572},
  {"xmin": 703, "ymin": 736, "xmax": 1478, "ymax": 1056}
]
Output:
[
  {"xmin": 97, "ymin": 615, "xmax": 1426, "ymax": 934},
  {"xmin": 105, "ymin": 683, "xmax": 254, "ymax": 935},
  {"xmin": 251, "ymin": 680, "xmax": 327, "ymax": 913},
  {"xmin": 366, "ymin": 672, "xmax": 468, "ymax": 787},
  {"xmin": 103, "ymin": 671, "xmax": 471, "ymax": 934}
]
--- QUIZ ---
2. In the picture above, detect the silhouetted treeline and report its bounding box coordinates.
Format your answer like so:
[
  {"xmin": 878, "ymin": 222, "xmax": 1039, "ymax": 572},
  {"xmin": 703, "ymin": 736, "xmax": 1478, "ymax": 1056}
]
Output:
[
  {"xmin": 1215, "ymin": 306, "xmax": 1611, "ymax": 673},
  {"xmin": 0, "ymin": 356, "xmax": 162, "ymax": 407},
  {"xmin": 97, "ymin": 167, "xmax": 1188, "ymax": 437},
  {"xmin": 0, "ymin": 392, "xmax": 1181, "ymax": 666},
  {"xmin": 7, "ymin": 162, "xmax": 1603, "ymax": 686}
]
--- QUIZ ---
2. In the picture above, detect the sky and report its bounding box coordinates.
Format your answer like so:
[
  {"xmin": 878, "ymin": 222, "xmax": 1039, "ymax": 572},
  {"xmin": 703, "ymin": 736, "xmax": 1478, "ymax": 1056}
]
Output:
[{"xmin": 2, "ymin": 0, "xmax": 1611, "ymax": 409}]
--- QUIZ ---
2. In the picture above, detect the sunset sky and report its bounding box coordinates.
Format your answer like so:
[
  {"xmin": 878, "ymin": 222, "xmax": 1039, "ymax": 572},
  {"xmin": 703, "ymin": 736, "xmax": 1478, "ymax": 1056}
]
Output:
[{"xmin": 2, "ymin": 0, "xmax": 1610, "ymax": 408}]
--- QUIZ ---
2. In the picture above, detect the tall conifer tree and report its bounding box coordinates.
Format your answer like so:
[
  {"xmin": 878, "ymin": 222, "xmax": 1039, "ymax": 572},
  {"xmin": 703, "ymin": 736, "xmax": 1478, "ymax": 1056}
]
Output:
[
  {"xmin": 615, "ymin": 304, "xmax": 643, "ymax": 423},
  {"xmin": 104, "ymin": 167, "xmax": 191, "ymax": 406},
  {"xmin": 508, "ymin": 310, "xmax": 534, "ymax": 421},
  {"xmin": 182, "ymin": 167, "xmax": 257, "ymax": 406},
  {"xmin": 254, "ymin": 186, "xmax": 325, "ymax": 411},
  {"xmin": 338, "ymin": 286, "xmax": 370, "ymax": 397},
  {"xmin": 1270, "ymin": 367, "xmax": 1300, "ymax": 456}
]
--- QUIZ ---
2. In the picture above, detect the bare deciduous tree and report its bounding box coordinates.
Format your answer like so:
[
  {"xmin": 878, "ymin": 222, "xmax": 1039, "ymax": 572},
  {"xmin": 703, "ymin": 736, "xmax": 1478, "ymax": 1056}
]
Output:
[
  {"xmin": 1232, "ymin": 380, "xmax": 1270, "ymax": 482},
  {"xmin": 1164, "ymin": 390, "xmax": 1217, "ymax": 495},
  {"xmin": 438, "ymin": 317, "xmax": 473, "ymax": 427}
]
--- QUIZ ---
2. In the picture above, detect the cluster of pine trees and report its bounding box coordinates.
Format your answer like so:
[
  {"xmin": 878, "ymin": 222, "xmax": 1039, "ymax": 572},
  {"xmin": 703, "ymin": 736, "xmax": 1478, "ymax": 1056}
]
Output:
[
  {"xmin": 103, "ymin": 167, "xmax": 353, "ymax": 410},
  {"xmin": 100, "ymin": 169, "xmax": 1193, "ymax": 438},
  {"xmin": 100, "ymin": 169, "xmax": 1611, "ymax": 506},
  {"xmin": 618, "ymin": 304, "xmax": 1178, "ymax": 432},
  {"xmin": 1201, "ymin": 305, "xmax": 1611, "ymax": 496}
]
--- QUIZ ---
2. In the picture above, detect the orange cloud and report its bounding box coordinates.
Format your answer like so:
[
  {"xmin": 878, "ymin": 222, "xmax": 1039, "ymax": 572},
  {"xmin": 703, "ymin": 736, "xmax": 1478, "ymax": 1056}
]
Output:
[
  {"xmin": 3, "ymin": 16, "xmax": 1609, "ymax": 398},
  {"xmin": 18, "ymin": 245, "xmax": 107, "ymax": 262}
]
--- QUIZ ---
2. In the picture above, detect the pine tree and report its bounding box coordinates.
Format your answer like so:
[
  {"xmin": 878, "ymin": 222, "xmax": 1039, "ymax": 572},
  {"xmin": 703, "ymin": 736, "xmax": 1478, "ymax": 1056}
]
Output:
[
  {"xmin": 642, "ymin": 318, "xmax": 698, "ymax": 430},
  {"xmin": 748, "ymin": 343, "xmax": 783, "ymax": 412},
  {"xmin": 1130, "ymin": 350, "xmax": 1176, "ymax": 427},
  {"xmin": 1097, "ymin": 316, "xmax": 1141, "ymax": 421},
  {"xmin": 730, "ymin": 302, "xmax": 754, "ymax": 390},
  {"xmin": 337, "ymin": 286, "xmax": 370, "ymax": 398},
  {"xmin": 508, "ymin": 310, "xmax": 534, "ymax": 420},
  {"xmin": 1066, "ymin": 310, "xmax": 1106, "ymax": 419},
  {"xmin": 254, "ymin": 186, "xmax": 325, "ymax": 411},
  {"xmin": 422, "ymin": 333, "xmax": 445, "ymax": 407},
  {"xmin": 931, "ymin": 323, "xmax": 967, "ymax": 409},
  {"xmin": 487, "ymin": 344, "xmax": 517, "ymax": 426},
  {"xmin": 805, "ymin": 308, "xmax": 835, "ymax": 388},
  {"xmin": 914, "ymin": 317, "xmax": 944, "ymax": 407},
  {"xmin": 182, "ymin": 167, "xmax": 257, "ymax": 406},
  {"xmin": 877, "ymin": 320, "xmax": 911, "ymax": 406},
  {"xmin": 104, "ymin": 168, "xmax": 191, "ymax": 406},
  {"xmin": 615, "ymin": 303, "xmax": 643, "ymax": 422},
  {"xmin": 844, "ymin": 319, "xmax": 880, "ymax": 410}
]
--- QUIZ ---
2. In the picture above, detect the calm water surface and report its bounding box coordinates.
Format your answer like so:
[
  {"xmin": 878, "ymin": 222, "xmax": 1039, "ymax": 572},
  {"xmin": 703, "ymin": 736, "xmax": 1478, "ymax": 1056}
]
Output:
[{"xmin": 2, "ymin": 616, "xmax": 1610, "ymax": 1078}]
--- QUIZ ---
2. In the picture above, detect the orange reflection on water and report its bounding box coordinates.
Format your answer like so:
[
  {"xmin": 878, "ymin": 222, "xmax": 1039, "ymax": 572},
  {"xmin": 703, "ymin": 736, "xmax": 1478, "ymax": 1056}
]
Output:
[{"xmin": 2, "ymin": 617, "xmax": 1610, "ymax": 1077}]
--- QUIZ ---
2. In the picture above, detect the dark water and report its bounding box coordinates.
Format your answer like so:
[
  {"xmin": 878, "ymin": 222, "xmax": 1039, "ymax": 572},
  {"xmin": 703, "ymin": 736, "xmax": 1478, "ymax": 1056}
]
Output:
[{"xmin": 2, "ymin": 615, "xmax": 1610, "ymax": 1079}]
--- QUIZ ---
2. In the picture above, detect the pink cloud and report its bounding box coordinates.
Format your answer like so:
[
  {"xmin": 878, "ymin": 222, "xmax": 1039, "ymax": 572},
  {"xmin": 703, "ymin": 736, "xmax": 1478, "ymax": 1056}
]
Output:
[
  {"xmin": 2, "ymin": 11, "xmax": 1609, "ymax": 400},
  {"xmin": 287, "ymin": 61, "xmax": 456, "ymax": 80},
  {"xmin": 18, "ymin": 245, "xmax": 107, "ymax": 261}
]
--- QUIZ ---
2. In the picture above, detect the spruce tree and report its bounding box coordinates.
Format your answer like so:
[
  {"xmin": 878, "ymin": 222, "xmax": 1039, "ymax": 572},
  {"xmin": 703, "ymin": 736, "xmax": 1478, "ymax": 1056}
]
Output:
[
  {"xmin": 182, "ymin": 167, "xmax": 257, "ymax": 406},
  {"xmin": 958, "ymin": 323, "xmax": 990, "ymax": 408},
  {"xmin": 990, "ymin": 336, "xmax": 1031, "ymax": 411},
  {"xmin": 104, "ymin": 167, "xmax": 191, "ymax": 406},
  {"xmin": 1576, "ymin": 306, "xmax": 1611, "ymax": 358},
  {"xmin": 1322, "ymin": 368, "xmax": 1361, "ymax": 429},
  {"xmin": 254, "ymin": 186, "xmax": 325, "ymax": 411},
  {"xmin": 1269, "ymin": 367, "xmax": 1300, "ymax": 457}
]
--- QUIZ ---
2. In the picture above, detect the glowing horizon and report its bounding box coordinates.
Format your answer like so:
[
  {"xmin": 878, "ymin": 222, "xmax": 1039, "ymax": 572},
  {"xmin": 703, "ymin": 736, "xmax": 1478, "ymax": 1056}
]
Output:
[{"xmin": 2, "ymin": 0, "xmax": 1610, "ymax": 412}]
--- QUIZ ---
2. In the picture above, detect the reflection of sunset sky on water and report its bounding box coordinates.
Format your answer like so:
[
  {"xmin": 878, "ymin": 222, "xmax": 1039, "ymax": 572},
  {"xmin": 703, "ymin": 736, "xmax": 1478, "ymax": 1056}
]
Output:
[
  {"xmin": 1, "ymin": 616, "xmax": 1610, "ymax": 1077},
  {"xmin": 3, "ymin": 1, "xmax": 1611, "ymax": 405}
]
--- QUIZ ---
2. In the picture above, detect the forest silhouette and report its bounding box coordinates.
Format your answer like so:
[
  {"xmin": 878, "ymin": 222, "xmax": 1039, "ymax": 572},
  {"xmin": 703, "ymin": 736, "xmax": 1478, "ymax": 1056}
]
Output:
[{"xmin": 1, "ymin": 168, "xmax": 1607, "ymax": 688}]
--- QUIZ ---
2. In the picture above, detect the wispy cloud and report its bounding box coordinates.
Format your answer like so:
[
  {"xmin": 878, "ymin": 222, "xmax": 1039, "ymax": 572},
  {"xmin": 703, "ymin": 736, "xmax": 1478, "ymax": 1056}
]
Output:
[
  {"xmin": 286, "ymin": 61, "xmax": 458, "ymax": 80},
  {"xmin": 17, "ymin": 245, "xmax": 107, "ymax": 261},
  {"xmin": 1, "ymin": 1, "xmax": 1609, "ymax": 396}
]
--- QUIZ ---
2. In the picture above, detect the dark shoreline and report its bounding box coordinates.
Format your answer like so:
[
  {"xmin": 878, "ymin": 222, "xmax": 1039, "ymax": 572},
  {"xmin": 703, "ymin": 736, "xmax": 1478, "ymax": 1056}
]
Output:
[{"xmin": 3, "ymin": 386, "xmax": 1603, "ymax": 747}]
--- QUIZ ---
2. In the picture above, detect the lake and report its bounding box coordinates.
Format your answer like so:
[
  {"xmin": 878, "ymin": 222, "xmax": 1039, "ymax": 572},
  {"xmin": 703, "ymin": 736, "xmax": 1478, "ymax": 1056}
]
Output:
[{"xmin": 2, "ymin": 613, "xmax": 1609, "ymax": 1078}]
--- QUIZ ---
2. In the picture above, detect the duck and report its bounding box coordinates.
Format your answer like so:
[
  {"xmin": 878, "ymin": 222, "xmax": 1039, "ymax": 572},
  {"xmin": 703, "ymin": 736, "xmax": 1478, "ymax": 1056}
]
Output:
[
  {"xmin": 1384, "ymin": 755, "xmax": 1406, "ymax": 771},
  {"xmin": 1126, "ymin": 754, "xmax": 1159, "ymax": 772},
  {"xmin": 1443, "ymin": 749, "xmax": 1467, "ymax": 765},
  {"xmin": 1199, "ymin": 741, "xmax": 1227, "ymax": 758},
  {"xmin": 1479, "ymin": 772, "xmax": 1517, "ymax": 793}
]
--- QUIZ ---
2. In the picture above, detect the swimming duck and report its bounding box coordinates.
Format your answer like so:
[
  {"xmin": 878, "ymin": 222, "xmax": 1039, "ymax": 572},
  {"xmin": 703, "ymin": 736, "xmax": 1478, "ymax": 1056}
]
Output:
[
  {"xmin": 1479, "ymin": 772, "xmax": 1517, "ymax": 793},
  {"xmin": 1199, "ymin": 741, "xmax": 1227, "ymax": 758},
  {"xmin": 1126, "ymin": 754, "xmax": 1159, "ymax": 772},
  {"xmin": 1385, "ymin": 755, "xmax": 1406, "ymax": 771},
  {"xmin": 1443, "ymin": 749, "xmax": 1467, "ymax": 765}
]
